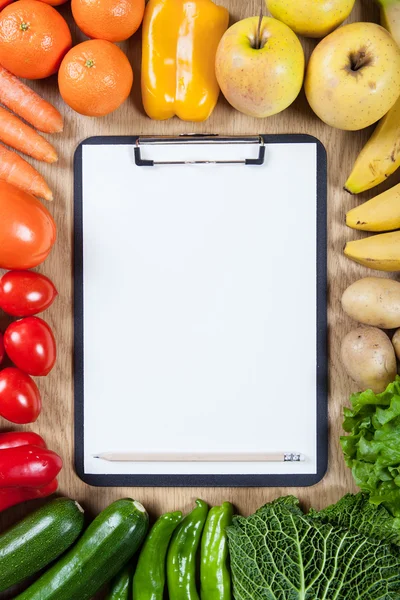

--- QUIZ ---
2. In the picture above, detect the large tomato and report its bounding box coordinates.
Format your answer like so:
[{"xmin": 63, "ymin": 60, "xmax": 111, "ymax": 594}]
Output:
[
  {"xmin": 0, "ymin": 367, "xmax": 42, "ymax": 423},
  {"xmin": 0, "ymin": 271, "xmax": 58, "ymax": 316},
  {"xmin": 4, "ymin": 317, "xmax": 56, "ymax": 376},
  {"xmin": 0, "ymin": 181, "xmax": 56, "ymax": 270}
]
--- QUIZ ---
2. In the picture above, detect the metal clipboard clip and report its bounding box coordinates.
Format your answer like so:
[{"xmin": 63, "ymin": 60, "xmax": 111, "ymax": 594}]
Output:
[{"xmin": 134, "ymin": 134, "xmax": 265, "ymax": 166}]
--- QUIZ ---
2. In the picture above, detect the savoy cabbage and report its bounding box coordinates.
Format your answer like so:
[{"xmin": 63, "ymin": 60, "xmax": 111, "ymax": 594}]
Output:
[{"xmin": 227, "ymin": 494, "xmax": 400, "ymax": 600}]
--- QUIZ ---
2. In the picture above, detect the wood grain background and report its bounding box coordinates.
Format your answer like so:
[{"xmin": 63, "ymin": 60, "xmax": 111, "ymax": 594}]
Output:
[{"xmin": 1, "ymin": 0, "xmax": 398, "ymax": 596}]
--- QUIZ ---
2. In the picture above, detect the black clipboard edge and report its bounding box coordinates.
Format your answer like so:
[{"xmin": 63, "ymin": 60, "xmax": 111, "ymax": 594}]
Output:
[{"xmin": 74, "ymin": 134, "xmax": 328, "ymax": 488}]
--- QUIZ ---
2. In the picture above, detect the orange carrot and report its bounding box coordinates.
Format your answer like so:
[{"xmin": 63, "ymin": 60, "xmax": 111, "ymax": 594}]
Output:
[
  {"xmin": 0, "ymin": 65, "xmax": 63, "ymax": 134},
  {"xmin": 0, "ymin": 107, "xmax": 58, "ymax": 163},
  {"xmin": 0, "ymin": 143, "xmax": 53, "ymax": 200}
]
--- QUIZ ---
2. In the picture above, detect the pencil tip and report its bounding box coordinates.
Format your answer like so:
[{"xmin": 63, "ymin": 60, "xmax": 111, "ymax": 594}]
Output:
[{"xmin": 93, "ymin": 455, "xmax": 100, "ymax": 458}]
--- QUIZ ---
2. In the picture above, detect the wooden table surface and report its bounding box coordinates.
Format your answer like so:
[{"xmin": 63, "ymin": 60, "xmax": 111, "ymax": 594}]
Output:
[{"xmin": 2, "ymin": 0, "xmax": 397, "ymax": 593}]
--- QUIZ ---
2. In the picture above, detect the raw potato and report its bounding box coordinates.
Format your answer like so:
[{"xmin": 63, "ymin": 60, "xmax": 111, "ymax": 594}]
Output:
[
  {"xmin": 341, "ymin": 326, "xmax": 397, "ymax": 393},
  {"xmin": 342, "ymin": 277, "xmax": 400, "ymax": 328},
  {"xmin": 393, "ymin": 329, "xmax": 400, "ymax": 361}
]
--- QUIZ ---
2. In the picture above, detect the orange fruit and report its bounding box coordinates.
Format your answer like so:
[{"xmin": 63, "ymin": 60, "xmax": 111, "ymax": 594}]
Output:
[
  {"xmin": 0, "ymin": 0, "xmax": 72, "ymax": 79},
  {"xmin": 58, "ymin": 40, "xmax": 133, "ymax": 116},
  {"xmin": 71, "ymin": 0, "xmax": 144, "ymax": 42}
]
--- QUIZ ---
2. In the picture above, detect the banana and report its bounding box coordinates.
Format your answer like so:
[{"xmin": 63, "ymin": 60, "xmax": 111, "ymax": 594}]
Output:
[
  {"xmin": 344, "ymin": 231, "xmax": 400, "ymax": 271},
  {"xmin": 345, "ymin": 95, "xmax": 400, "ymax": 194},
  {"xmin": 346, "ymin": 182, "xmax": 400, "ymax": 231},
  {"xmin": 378, "ymin": 0, "xmax": 400, "ymax": 46}
]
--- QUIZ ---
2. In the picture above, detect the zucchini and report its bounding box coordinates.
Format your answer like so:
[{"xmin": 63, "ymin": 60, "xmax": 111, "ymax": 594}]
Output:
[
  {"xmin": 0, "ymin": 497, "xmax": 84, "ymax": 592},
  {"xmin": 16, "ymin": 498, "xmax": 149, "ymax": 600}
]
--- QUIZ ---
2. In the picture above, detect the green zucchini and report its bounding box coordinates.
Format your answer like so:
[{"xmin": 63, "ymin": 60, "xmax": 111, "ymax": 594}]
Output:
[
  {"xmin": 16, "ymin": 498, "xmax": 149, "ymax": 600},
  {"xmin": 106, "ymin": 563, "xmax": 132, "ymax": 599},
  {"xmin": 0, "ymin": 497, "xmax": 85, "ymax": 592}
]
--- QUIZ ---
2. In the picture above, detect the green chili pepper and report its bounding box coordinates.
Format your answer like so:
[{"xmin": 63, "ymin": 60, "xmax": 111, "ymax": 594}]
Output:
[
  {"xmin": 200, "ymin": 502, "xmax": 233, "ymax": 600},
  {"xmin": 132, "ymin": 510, "xmax": 183, "ymax": 600},
  {"xmin": 167, "ymin": 499, "xmax": 208, "ymax": 600},
  {"xmin": 106, "ymin": 563, "xmax": 132, "ymax": 600}
]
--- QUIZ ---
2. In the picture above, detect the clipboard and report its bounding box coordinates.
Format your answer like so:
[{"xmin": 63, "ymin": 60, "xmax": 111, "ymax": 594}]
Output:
[{"xmin": 74, "ymin": 134, "xmax": 328, "ymax": 487}]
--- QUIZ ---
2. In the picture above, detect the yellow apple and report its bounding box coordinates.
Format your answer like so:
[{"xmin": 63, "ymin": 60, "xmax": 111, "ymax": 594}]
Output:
[
  {"xmin": 305, "ymin": 22, "xmax": 400, "ymax": 131},
  {"xmin": 215, "ymin": 17, "xmax": 305, "ymax": 118},
  {"xmin": 266, "ymin": 0, "xmax": 356, "ymax": 38}
]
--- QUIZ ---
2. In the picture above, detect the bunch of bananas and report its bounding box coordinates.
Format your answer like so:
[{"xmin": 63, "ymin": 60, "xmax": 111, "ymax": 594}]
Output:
[{"xmin": 344, "ymin": 0, "xmax": 400, "ymax": 271}]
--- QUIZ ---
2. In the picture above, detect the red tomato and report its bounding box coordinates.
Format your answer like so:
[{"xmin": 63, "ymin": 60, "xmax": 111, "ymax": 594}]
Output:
[
  {"xmin": 0, "ymin": 181, "xmax": 56, "ymax": 270},
  {"xmin": 0, "ymin": 271, "xmax": 58, "ymax": 317},
  {"xmin": 4, "ymin": 317, "xmax": 56, "ymax": 376},
  {"xmin": 0, "ymin": 367, "xmax": 41, "ymax": 423},
  {"xmin": 0, "ymin": 332, "xmax": 4, "ymax": 365},
  {"xmin": 0, "ymin": 0, "xmax": 13, "ymax": 10}
]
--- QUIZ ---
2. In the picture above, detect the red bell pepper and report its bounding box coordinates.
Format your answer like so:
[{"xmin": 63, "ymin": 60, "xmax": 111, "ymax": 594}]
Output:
[
  {"xmin": 0, "ymin": 431, "xmax": 47, "ymax": 451},
  {"xmin": 0, "ymin": 479, "xmax": 58, "ymax": 511},
  {"xmin": 0, "ymin": 444, "xmax": 62, "ymax": 487}
]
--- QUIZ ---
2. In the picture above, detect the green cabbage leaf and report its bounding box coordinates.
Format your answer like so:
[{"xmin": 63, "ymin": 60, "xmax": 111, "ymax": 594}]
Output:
[{"xmin": 227, "ymin": 495, "xmax": 400, "ymax": 600}]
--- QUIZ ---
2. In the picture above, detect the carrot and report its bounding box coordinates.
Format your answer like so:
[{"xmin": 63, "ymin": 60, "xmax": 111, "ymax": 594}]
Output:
[
  {"xmin": 0, "ymin": 143, "xmax": 53, "ymax": 200},
  {"xmin": 0, "ymin": 65, "xmax": 63, "ymax": 134},
  {"xmin": 0, "ymin": 107, "xmax": 58, "ymax": 163}
]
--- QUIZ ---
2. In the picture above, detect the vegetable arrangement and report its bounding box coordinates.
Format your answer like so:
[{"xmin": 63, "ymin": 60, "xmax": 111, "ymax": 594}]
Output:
[
  {"xmin": 1, "ymin": 492, "xmax": 400, "ymax": 598},
  {"xmin": 0, "ymin": 496, "xmax": 232, "ymax": 599},
  {"xmin": 3, "ymin": 1, "xmax": 400, "ymax": 597}
]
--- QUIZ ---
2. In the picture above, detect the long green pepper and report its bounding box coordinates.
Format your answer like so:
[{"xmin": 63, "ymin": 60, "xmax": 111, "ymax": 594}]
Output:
[
  {"xmin": 106, "ymin": 564, "xmax": 132, "ymax": 600},
  {"xmin": 200, "ymin": 502, "xmax": 233, "ymax": 600},
  {"xmin": 167, "ymin": 499, "xmax": 208, "ymax": 600},
  {"xmin": 132, "ymin": 510, "xmax": 183, "ymax": 600}
]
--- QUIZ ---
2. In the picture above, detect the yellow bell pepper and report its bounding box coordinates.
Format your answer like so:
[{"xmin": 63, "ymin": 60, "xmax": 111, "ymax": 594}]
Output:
[{"xmin": 141, "ymin": 0, "xmax": 229, "ymax": 122}]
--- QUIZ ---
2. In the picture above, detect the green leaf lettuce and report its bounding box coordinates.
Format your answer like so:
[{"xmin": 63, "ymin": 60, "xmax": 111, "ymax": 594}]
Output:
[{"xmin": 341, "ymin": 376, "xmax": 400, "ymax": 517}]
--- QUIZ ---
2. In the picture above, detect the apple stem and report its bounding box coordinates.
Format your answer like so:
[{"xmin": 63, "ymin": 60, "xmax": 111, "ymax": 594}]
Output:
[{"xmin": 255, "ymin": 5, "xmax": 263, "ymax": 50}]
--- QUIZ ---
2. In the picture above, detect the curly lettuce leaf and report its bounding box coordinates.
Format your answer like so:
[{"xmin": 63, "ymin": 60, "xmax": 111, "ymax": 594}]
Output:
[
  {"xmin": 341, "ymin": 376, "xmax": 400, "ymax": 517},
  {"xmin": 310, "ymin": 493, "xmax": 400, "ymax": 545},
  {"xmin": 227, "ymin": 496, "xmax": 400, "ymax": 600}
]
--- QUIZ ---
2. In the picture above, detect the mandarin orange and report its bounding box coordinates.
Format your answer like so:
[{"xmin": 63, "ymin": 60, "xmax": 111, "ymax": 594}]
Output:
[
  {"xmin": 0, "ymin": 0, "xmax": 72, "ymax": 79},
  {"xmin": 71, "ymin": 0, "xmax": 144, "ymax": 42},
  {"xmin": 58, "ymin": 40, "xmax": 133, "ymax": 117}
]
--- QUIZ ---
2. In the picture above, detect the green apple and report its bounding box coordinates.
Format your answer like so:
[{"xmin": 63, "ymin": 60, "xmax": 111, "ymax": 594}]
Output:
[
  {"xmin": 305, "ymin": 22, "xmax": 400, "ymax": 130},
  {"xmin": 266, "ymin": 0, "xmax": 356, "ymax": 38},
  {"xmin": 215, "ymin": 16, "xmax": 305, "ymax": 119}
]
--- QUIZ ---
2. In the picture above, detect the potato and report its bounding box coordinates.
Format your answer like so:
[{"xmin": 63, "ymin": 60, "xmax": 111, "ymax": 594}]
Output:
[
  {"xmin": 342, "ymin": 277, "xmax": 400, "ymax": 329},
  {"xmin": 341, "ymin": 326, "xmax": 397, "ymax": 393},
  {"xmin": 393, "ymin": 329, "xmax": 400, "ymax": 361}
]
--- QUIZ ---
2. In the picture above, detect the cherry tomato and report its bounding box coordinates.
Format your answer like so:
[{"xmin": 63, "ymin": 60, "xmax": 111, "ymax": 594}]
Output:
[
  {"xmin": 0, "ymin": 181, "xmax": 56, "ymax": 270},
  {"xmin": 0, "ymin": 332, "xmax": 4, "ymax": 365},
  {"xmin": 0, "ymin": 0, "xmax": 13, "ymax": 9},
  {"xmin": 4, "ymin": 317, "xmax": 56, "ymax": 376},
  {"xmin": 0, "ymin": 367, "xmax": 42, "ymax": 423},
  {"xmin": 0, "ymin": 271, "xmax": 58, "ymax": 317}
]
